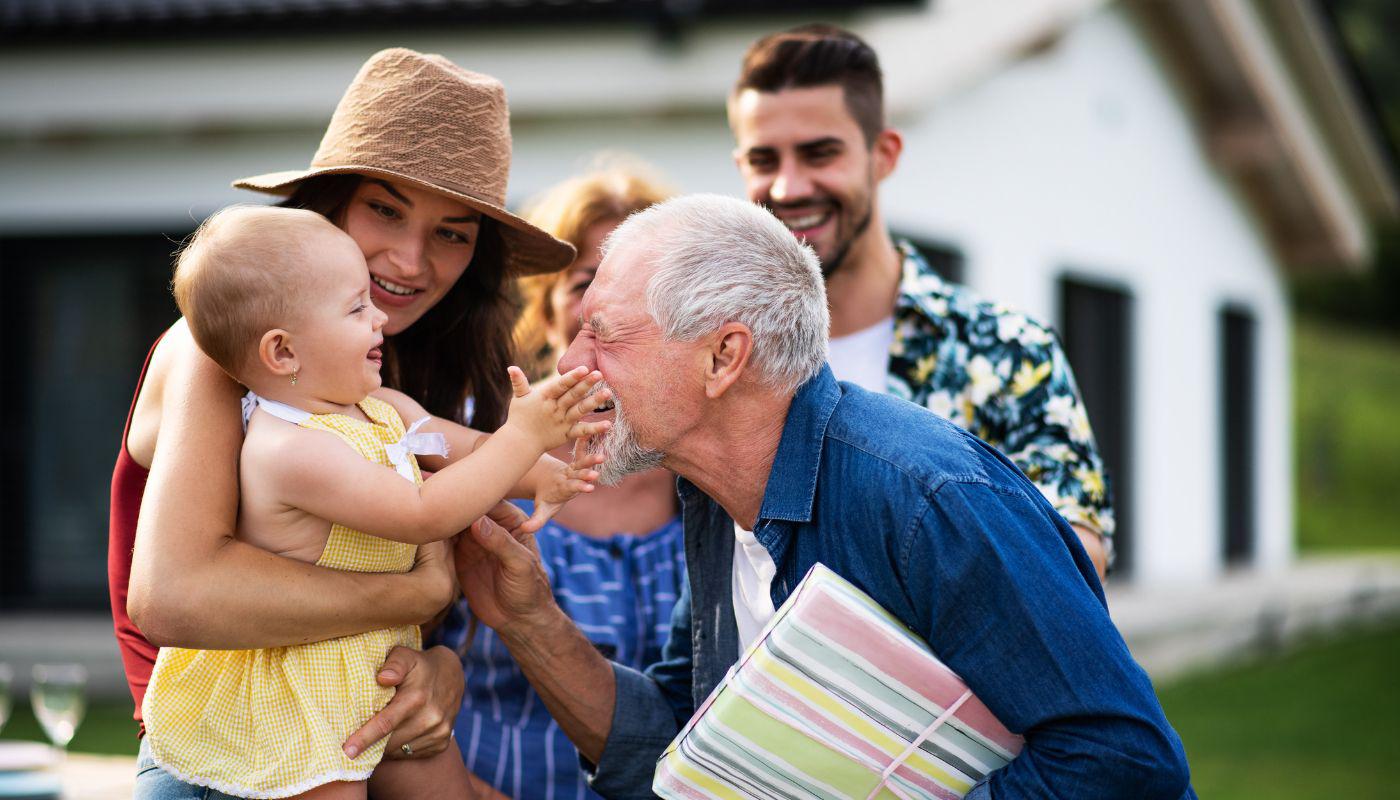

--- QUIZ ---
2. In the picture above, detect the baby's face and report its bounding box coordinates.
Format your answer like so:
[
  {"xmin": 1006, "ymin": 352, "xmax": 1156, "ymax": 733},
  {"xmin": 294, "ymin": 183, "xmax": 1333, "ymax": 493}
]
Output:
[{"xmin": 289, "ymin": 229, "xmax": 389, "ymax": 404}]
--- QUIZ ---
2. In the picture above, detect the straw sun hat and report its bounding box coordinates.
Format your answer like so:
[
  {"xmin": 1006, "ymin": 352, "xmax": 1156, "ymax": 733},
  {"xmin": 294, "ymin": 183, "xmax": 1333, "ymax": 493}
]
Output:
[{"xmin": 235, "ymin": 48, "xmax": 575, "ymax": 276}]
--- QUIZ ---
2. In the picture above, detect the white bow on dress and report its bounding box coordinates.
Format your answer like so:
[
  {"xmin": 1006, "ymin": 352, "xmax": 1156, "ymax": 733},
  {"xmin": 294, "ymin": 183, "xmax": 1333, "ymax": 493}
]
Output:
[
  {"xmin": 242, "ymin": 391, "xmax": 448, "ymax": 482},
  {"xmin": 384, "ymin": 416, "xmax": 450, "ymax": 482}
]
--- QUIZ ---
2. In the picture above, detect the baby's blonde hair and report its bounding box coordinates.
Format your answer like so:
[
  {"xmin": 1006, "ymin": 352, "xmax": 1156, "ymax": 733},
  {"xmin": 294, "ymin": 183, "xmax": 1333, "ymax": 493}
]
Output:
[{"xmin": 172, "ymin": 205, "xmax": 344, "ymax": 377}]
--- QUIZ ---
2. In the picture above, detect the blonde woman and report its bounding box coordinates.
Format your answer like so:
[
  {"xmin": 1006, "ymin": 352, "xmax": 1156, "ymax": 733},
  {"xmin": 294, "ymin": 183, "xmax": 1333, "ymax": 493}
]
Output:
[{"xmin": 434, "ymin": 165, "xmax": 682, "ymax": 800}]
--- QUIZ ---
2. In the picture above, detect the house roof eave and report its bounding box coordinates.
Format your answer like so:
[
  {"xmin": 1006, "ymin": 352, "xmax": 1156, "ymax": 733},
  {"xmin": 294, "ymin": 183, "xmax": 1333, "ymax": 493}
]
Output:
[{"xmin": 1138, "ymin": 0, "xmax": 1394, "ymax": 273}]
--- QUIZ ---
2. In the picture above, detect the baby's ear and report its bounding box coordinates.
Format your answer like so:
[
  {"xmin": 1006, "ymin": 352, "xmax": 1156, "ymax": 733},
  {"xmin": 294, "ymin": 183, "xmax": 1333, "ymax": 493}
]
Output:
[{"xmin": 257, "ymin": 329, "xmax": 298, "ymax": 378}]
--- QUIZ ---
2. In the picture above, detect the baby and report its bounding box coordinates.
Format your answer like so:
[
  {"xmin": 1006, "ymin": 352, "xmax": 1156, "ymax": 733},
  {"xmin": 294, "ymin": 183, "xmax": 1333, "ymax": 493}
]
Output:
[{"xmin": 141, "ymin": 205, "xmax": 610, "ymax": 799}]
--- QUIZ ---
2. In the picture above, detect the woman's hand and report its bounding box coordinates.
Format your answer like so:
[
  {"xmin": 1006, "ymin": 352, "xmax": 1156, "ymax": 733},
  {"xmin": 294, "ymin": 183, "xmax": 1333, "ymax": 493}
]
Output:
[
  {"xmin": 408, "ymin": 540, "xmax": 459, "ymax": 622},
  {"xmin": 343, "ymin": 645, "xmax": 464, "ymax": 761}
]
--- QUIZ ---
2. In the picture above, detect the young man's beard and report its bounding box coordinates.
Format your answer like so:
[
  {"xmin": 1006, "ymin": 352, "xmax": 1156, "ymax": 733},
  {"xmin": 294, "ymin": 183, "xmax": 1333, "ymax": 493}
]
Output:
[
  {"xmin": 584, "ymin": 383, "xmax": 664, "ymax": 485},
  {"xmin": 819, "ymin": 202, "xmax": 874, "ymax": 279}
]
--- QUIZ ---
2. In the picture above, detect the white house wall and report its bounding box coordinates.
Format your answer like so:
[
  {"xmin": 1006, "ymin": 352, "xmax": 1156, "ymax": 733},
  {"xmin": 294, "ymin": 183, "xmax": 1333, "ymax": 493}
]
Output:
[
  {"xmin": 882, "ymin": 6, "xmax": 1292, "ymax": 584},
  {"xmin": 0, "ymin": 117, "xmax": 743, "ymax": 235},
  {"xmin": 0, "ymin": 4, "xmax": 1292, "ymax": 586}
]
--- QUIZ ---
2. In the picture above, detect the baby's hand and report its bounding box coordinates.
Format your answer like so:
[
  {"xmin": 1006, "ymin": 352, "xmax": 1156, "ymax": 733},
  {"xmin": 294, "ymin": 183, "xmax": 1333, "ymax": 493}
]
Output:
[
  {"xmin": 523, "ymin": 444, "xmax": 607, "ymax": 533},
  {"xmin": 505, "ymin": 366, "xmax": 612, "ymax": 453}
]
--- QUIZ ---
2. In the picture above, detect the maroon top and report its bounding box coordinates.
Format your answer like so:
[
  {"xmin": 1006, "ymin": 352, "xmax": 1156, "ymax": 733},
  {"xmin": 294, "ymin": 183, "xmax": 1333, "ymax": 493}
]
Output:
[{"xmin": 108, "ymin": 335, "xmax": 162, "ymax": 726}]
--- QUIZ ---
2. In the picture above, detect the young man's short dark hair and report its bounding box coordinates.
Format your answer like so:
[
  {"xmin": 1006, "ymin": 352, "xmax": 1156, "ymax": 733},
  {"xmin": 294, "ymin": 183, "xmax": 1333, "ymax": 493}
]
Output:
[{"xmin": 733, "ymin": 24, "xmax": 885, "ymax": 145}]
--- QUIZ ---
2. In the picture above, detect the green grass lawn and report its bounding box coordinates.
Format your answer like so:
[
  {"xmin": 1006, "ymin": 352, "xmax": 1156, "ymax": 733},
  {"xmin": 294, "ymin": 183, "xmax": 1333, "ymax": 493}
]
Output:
[
  {"xmin": 1, "ymin": 698, "xmax": 139, "ymax": 757},
  {"xmin": 1294, "ymin": 319, "xmax": 1400, "ymax": 552},
  {"xmin": 4, "ymin": 627, "xmax": 1397, "ymax": 797},
  {"xmin": 1159, "ymin": 623, "xmax": 1400, "ymax": 798}
]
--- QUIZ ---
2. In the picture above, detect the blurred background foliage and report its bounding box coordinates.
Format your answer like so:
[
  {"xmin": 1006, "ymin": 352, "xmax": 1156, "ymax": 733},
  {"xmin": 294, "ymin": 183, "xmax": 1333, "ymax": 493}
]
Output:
[
  {"xmin": 1293, "ymin": 0, "xmax": 1400, "ymax": 559},
  {"xmin": 1178, "ymin": 3, "xmax": 1400, "ymax": 794},
  {"xmin": 1293, "ymin": 0, "xmax": 1400, "ymax": 331}
]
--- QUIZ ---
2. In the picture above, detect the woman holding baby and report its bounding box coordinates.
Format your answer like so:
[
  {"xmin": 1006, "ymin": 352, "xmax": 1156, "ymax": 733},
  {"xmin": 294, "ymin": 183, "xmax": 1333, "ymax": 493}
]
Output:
[{"xmin": 110, "ymin": 49, "xmax": 598, "ymax": 798}]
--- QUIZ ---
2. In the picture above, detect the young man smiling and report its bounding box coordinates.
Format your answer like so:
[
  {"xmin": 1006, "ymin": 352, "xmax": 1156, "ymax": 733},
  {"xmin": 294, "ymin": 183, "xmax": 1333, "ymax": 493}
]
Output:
[{"xmin": 729, "ymin": 24, "xmax": 1113, "ymax": 576}]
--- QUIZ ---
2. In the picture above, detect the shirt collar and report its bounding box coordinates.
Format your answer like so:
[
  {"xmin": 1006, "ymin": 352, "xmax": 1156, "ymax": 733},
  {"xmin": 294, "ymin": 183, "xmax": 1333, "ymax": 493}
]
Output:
[
  {"xmin": 894, "ymin": 240, "xmax": 952, "ymax": 322},
  {"xmin": 756, "ymin": 363, "xmax": 842, "ymax": 524}
]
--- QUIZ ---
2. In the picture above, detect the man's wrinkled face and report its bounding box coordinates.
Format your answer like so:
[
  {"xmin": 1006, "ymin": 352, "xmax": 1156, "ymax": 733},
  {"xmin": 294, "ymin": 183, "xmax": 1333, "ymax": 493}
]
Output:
[
  {"xmin": 730, "ymin": 85, "xmax": 876, "ymax": 277},
  {"xmin": 556, "ymin": 243, "xmax": 696, "ymax": 484}
]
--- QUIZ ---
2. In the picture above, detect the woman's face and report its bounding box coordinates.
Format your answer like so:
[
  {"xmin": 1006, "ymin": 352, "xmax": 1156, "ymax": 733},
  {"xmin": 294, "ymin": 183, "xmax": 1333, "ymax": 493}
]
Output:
[
  {"xmin": 341, "ymin": 177, "xmax": 482, "ymax": 336},
  {"xmin": 546, "ymin": 219, "xmax": 617, "ymax": 355}
]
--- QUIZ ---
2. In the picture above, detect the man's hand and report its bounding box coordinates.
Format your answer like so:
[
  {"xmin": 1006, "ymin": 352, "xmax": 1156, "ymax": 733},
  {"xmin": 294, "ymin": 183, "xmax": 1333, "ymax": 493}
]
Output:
[
  {"xmin": 343, "ymin": 645, "xmax": 463, "ymax": 761},
  {"xmin": 452, "ymin": 501, "xmax": 557, "ymax": 636},
  {"xmin": 453, "ymin": 501, "xmax": 619, "ymax": 765}
]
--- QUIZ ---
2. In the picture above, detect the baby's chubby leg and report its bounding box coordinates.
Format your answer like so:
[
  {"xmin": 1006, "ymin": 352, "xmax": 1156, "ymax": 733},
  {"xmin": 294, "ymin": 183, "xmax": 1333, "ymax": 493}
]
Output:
[
  {"xmin": 369, "ymin": 746, "xmax": 476, "ymax": 800},
  {"xmin": 288, "ymin": 779, "xmax": 367, "ymax": 799}
]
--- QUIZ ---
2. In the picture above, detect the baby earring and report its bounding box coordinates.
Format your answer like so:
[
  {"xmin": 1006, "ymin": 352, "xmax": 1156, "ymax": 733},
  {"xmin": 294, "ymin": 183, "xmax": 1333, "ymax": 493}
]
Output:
[{"xmin": 291, "ymin": 369, "xmax": 299, "ymax": 387}]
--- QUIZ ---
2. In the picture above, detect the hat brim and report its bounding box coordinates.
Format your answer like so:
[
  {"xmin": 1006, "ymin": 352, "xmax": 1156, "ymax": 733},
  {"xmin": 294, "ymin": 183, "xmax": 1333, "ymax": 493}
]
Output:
[{"xmin": 233, "ymin": 166, "xmax": 576, "ymax": 277}]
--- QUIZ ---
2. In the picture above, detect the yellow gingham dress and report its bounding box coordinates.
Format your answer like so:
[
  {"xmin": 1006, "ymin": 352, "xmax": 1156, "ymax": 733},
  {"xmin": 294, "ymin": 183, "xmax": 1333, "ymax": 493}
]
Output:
[{"xmin": 143, "ymin": 395, "xmax": 425, "ymax": 798}]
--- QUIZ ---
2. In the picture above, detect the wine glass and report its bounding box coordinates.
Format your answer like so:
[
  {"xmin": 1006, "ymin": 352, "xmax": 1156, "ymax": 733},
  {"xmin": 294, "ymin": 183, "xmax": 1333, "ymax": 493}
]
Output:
[
  {"xmin": 0, "ymin": 663, "xmax": 12, "ymax": 734},
  {"xmin": 30, "ymin": 664, "xmax": 86, "ymax": 751}
]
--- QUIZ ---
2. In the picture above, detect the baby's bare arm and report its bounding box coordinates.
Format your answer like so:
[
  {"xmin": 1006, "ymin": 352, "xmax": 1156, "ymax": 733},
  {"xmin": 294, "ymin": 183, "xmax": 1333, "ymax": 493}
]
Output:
[
  {"xmin": 374, "ymin": 387, "xmax": 586, "ymax": 501},
  {"xmin": 373, "ymin": 388, "xmax": 488, "ymax": 473},
  {"xmin": 271, "ymin": 371, "xmax": 611, "ymax": 546},
  {"xmin": 266, "ymin": 416, "xmax": 551, "ymax": 545}
]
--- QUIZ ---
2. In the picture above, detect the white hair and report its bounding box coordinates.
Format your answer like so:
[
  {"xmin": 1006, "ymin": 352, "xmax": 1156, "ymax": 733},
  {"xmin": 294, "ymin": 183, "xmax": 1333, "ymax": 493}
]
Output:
[{"xmin": 605, "ymin": 194, "xmax": 829, "ymax": 394}]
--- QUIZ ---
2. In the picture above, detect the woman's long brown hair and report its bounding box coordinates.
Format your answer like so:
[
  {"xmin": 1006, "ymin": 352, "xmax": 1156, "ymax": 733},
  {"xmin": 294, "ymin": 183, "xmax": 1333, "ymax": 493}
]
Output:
[{"xmin": 279, "ymin": 174, "xmax": 515, "ymax": 430}]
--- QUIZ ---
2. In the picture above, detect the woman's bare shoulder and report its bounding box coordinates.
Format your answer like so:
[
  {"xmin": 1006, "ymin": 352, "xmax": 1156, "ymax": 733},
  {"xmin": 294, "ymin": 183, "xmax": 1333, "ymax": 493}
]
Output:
[
  {"xmin": 128, "ymin": 320, "xmax": 193, "ymax": 466},
  {"xmin": 128, "ymin": 319, "xmax": 244, "ymax": 468}
]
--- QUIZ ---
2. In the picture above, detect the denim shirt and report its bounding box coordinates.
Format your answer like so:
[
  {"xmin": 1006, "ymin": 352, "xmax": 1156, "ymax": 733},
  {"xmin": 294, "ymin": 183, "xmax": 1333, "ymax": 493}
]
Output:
[{"xmin": 588, "ymin": 365, "xmax": 1194, "ymax": 799}]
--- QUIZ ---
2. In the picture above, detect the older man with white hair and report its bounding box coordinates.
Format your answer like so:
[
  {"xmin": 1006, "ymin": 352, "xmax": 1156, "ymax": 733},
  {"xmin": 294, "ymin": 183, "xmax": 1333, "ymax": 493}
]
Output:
[{"xmin": 456, "ymin": 195, "xmax": 1194, "ymax": 799}]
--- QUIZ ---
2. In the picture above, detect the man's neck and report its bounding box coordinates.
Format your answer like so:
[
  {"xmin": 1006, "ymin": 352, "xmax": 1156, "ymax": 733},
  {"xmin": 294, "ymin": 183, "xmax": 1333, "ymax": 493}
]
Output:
[
  {"xmin": 826, "ymin": 223, "xmax": 902, "ymax": 338},
  {"xmin": 664, "ymin": 387, "xmax": 791, "ymax": 530}
]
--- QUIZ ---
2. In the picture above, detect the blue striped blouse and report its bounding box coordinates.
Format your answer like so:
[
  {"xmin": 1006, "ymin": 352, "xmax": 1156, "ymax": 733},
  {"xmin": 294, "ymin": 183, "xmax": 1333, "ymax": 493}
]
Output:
[{"xmin": 432, "ymin": 503, "xmax": 685, "ymax": 799}]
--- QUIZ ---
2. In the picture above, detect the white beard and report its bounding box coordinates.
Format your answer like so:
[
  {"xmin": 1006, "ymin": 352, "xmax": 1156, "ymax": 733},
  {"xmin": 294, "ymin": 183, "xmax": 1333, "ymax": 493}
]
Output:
[{"xmin": 585, "ymin": 382, "xmax": 664, "ymax": 485}]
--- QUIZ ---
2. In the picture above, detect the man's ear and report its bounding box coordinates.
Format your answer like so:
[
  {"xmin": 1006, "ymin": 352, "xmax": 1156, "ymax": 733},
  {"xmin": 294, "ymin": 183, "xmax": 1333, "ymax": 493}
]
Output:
[
  {"xmin": 704, "ymin": 322, "xmax": 754, "ymax": 400},
  {"xmin": 257, "ymin": 329, "xmax": 298, "ymax": 379},
  {"xmin": 872, "ymin": 127, "xmax": 903, "ymax": 182}
]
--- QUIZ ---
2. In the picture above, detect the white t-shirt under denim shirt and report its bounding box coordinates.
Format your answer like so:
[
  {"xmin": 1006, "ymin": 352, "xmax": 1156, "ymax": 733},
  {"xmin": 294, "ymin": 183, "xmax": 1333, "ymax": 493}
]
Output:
[
  {"xmin": 827, "ymin": 316, "xmax": 894, "ymax": 393},
  {"xmin": 731, "ymin": 317, "xmax": 895, "ymax": 650},
  {"xmin": 732, "ymin": 522, "xmax": 777, "ymax": 651}
]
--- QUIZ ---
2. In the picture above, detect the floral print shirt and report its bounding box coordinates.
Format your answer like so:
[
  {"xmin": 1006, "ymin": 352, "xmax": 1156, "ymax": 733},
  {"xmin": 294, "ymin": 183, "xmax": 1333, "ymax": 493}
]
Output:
[{"xmin": 886, "ymin": 242, "xmax": 1115, "ymax": 540}]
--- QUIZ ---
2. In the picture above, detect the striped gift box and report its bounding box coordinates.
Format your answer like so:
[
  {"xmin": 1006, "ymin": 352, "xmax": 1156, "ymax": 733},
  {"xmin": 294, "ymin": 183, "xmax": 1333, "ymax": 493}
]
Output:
[{"xmin": 654, "ymin": 563, "xmax": 1022, "ymax": 800}]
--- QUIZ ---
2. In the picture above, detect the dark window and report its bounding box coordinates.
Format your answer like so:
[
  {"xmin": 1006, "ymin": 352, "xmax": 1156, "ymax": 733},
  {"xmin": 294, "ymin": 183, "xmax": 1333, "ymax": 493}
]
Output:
[
  {"xmin": 895, "ymin": 234, "xmax": 965, "ymax": 284},
  {"xmin": 0, "ymin": 233, "xmax": 182, "ymax": 610},
  {"xmin": 1220, "ymin": 304, "xmax": 1257, "ymax": 567},
  {"xmin": 1058, "ymin": 275, "xmax": 1134, "ymax": 578}
]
